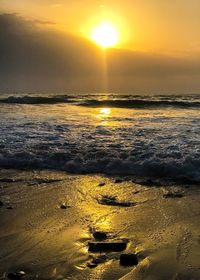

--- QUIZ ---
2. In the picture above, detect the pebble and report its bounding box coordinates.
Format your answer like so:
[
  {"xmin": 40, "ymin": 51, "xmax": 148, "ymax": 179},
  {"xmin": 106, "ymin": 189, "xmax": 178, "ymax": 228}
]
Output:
[
  {"xmin": 0, "ymin": 178, "xmax": 15, "ymax": 183},
  {"xmin": 92, "ymin": 255, "xmax": 107, "ymax": 264},
  {"xmin": 120, "ymin": 253, "xmax": 138, "ymax": 266},
  {"xmin": 60, "ymin": 203, "xmax": 70, "ymax": 209},
  {"xmin": 7, "ymin": 271, "xmax": 26, "ymax": 280},
  {"xmin": 88, "ymin": 241, "xmax": 127, "ymax": 252},
  {"xmin": 163, "ymin": 192, "xmax": 183, "ymax": 198},
  {"xmin": 98, "ymin": 182, "xmax": 105, "ymax": 187},
  {"xmin": 0, "ymin": 201, "xmax": 3, "ymax": 207},
  {"xmin": 7, "ymin": 206, "xmax": 14, "ymax": 210},
  {"xmin": 87, "ymin": 255, "xmax": 107, "ymax": 268},
  {"xmin": 114, "ymin": 179, "xmax": 123, "ymax": 184},
  {"xmin": 87, "ymin": 262, "xmax": 97, "ymax": 268},
  {"xmin": 98, "ymin": 195, "xmax": 135, "ymax": 207}
]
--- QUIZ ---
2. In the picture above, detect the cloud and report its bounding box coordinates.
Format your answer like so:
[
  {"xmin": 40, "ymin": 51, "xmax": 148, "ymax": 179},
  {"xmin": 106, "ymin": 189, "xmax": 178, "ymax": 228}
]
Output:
[
  {"xmin": 0, "ymin": 13, "xmax": 103, "ymax": 91},
  {"xmin": 33, "ymin": 19, "xmax": 57, "ymax": 25},
  {"xmin": 0, "ymin": 13, "xmax": 200, "ymax": 93}
]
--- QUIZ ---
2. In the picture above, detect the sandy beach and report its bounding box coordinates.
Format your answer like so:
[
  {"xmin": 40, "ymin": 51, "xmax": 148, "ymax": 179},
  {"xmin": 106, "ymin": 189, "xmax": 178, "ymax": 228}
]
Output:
[{"xmin": 0, "ymin": 169, "xmax": 200, "ymax": 280}]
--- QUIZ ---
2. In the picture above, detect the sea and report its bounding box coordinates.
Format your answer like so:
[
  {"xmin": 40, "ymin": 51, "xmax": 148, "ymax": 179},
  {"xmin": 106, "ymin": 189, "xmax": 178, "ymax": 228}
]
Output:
[{"xmin": 0, "ymin": 93, "xmax": 199, "ymax": 185}]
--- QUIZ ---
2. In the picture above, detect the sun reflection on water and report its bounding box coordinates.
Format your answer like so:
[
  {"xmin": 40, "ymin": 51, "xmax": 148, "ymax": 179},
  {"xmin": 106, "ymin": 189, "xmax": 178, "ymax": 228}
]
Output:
[
  {"xmin": 100, "ymin": 108, "xmax": 111, "ymax": 115},
  {"xmin": 96, "ymin": 107, "xmax": 112, "ymax": 126}
]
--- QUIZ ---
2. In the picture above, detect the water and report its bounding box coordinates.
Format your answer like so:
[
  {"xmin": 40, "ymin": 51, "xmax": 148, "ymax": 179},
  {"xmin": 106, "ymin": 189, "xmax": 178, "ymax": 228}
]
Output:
[{"xmin": 0, "ymin": 93, "xmax": 199, "ymax": 184}]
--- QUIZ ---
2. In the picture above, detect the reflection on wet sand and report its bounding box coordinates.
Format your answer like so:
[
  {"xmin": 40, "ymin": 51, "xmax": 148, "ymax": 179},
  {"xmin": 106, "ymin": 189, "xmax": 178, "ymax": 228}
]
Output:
[{"xmin": 0, "ymin": 170, "xmax": 200, "ymax": 279}]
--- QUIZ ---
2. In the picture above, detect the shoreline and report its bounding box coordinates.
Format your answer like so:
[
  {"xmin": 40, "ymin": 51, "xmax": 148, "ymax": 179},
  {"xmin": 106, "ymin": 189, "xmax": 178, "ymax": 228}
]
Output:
[{"xmin": 0, "ymin": 169, "xmax": 200, "ymax": 279}]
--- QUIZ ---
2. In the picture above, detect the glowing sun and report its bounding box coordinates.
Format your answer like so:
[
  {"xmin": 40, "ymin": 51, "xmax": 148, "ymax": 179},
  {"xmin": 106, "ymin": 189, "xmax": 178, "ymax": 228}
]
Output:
[{"xmin": 91, "ymin": 22, "xmax": 119, "ymax": 48}]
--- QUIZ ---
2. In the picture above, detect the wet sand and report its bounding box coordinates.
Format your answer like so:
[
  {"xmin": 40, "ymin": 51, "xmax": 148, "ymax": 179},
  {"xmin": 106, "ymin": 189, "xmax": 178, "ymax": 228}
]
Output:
[{"xmin": 0, "ymin": 169, "xmax": 200, "ymax": 280}]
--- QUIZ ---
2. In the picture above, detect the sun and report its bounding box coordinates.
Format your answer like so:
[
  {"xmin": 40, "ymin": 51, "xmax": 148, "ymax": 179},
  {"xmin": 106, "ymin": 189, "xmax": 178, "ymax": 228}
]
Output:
[{"xmin": 91, "ymin": 22, "xmax": 119, "ymax": 48}]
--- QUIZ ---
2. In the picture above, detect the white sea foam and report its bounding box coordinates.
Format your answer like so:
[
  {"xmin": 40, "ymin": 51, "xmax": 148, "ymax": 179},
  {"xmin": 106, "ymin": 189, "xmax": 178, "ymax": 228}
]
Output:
[{"xmin": 0, "ymin": 94, "xmax": 199, "ymax": 184}]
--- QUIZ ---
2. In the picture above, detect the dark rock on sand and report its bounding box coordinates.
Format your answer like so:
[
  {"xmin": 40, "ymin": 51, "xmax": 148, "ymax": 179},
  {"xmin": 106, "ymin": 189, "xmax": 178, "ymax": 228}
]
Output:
[
  {"xmin": 93, "ymin": 231, "xmax": 107, "ymax": 240},
  {"xmin": 120, "ymin": 253, "xmax": 138, "ymax": 266},
  {"xmin": 114, "ymin": 178, "xmax": 123, "ymax": 184},
  {"xmin": 97, "ymin": 195, "xmax": 135, "ymax": 207},
  {"xmin": 98, "ymin": 182, "xmax": 106, "ymax": 187},
  {"xmin": 0, "ymin": 178, "xmax": 15, "ymax": 183},
  {"xmin": 87, "ymin": 255, "xmax": 107, "ymax": 268},
  {"xmin": 0, "ymin": 201, "xmax": 3, "ymax": 207},
  {"xmin": 87, "ymin": 262, "xmax": 97, "ymax": 268},
  {"xmin": 163, "ymin": 191, "xmax": 183, "ymax": 198},
  {"xmin": 7, "ymin": 206, "xmax": 14, "ymax": 210},
  {"xmin": 92, "ymin": 255, "xmax": 107, "ymax": 264},
  {"xmin": 88, "ymin": 241, "xmax": 127, "ymax": 252},
  {"xmin": 60, "ymin": 203, "xmax": 70, "ymax": 209},
  {"xmin": 7, "ymin": 271, "xmax": 26, "ymax": 280}
]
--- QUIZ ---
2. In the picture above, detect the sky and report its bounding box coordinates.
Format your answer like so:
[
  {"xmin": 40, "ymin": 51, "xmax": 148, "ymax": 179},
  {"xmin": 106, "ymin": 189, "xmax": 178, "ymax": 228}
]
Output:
[{"xmin": 0, "ymin": 0, "xmax": 200, "ymax": 93}]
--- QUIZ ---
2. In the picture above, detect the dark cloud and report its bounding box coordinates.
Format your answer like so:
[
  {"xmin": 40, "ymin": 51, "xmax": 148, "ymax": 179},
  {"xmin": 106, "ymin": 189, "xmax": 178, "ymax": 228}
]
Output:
[
  {"xmin": 0, "ymin": 13, "xmax": 200, "ymax": 93},
  {"xmin": 0, "ymin": 14, "xmax": 103, "ymax": 91}
]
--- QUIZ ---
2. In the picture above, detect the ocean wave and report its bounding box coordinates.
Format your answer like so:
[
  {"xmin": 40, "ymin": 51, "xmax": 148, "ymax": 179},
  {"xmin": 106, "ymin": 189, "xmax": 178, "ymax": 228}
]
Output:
[
  {"xmin": 0, "ymin": 95, "xmax": 200, "ymax": 108},
  {"xmin": 80, "ymin": 99, "xmax": 200, "ymax": 109},
  {"xmin": 0, "ymin": 151, "xmax": 199, "ymax": 184},
  {"xmin": 0, "ymin": 95, "xmax": 74, "ymax": 104},
  {"xmin": 0, "ymin": 94, "xmax": 199, "ymax": 185}
]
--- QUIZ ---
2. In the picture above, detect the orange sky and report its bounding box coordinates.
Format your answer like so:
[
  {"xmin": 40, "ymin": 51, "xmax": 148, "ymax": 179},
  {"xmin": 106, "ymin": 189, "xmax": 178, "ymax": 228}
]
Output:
[
  {"xmin": 0, "ymin": 1, "xmax": 200, "ymax": 93},
  {"xmin": 1, "ymin": 0, "xmax": 200, "ymax": 54}
]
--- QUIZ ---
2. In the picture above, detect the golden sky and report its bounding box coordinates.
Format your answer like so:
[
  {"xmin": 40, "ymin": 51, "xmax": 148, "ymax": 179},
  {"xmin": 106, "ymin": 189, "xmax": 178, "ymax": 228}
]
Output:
[
  {"xmin": 0, "ymin": 0, "xmax": 200, "ymax": 93},
  {"xmin": 1, "ymin": 0, "xmax": 200, "ymax": 54}
]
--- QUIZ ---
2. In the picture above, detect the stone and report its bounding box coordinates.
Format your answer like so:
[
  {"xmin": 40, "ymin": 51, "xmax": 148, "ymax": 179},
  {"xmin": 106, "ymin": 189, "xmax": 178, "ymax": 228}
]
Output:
[
  {"xmin": 114, "ymin": 178, "xmax": 122, "ymax": 184},
  {"xmin": 92, "ymin": 255, "xmax": 107, "ymax": 264},
  {"xmin": 7, "ymin": 271, "xmax": 26, "ymax": 280},
  {"xmin": 120, "ymin": 253, "xmax": 138, "ymax": 266},
  {"xmin": 97, "ymin": 195, "xmax": 135, "ymax": 207},
  {"xmin": 163, "ymin": 191, "xmax": 183, "ymax": 198},
  {"xmin": 0, "ymin": 178, "xmax": 15, "ymax": 183},
  {"xmin": 0, "ymin": 201, "xmax": 3, "ymax": 207},
  {"xmin": 60, "ymin": 203, "xmax": 70, "ymax": 209},
  {"xmin": 88, "ymin": 241, "xmax": 127, "ymax": 252},
  {"xmin": 98, "ymin": 182, "xmax": 105, "ymax": 187},
  {"xmin": 87, "ymin": 262, "xmax": 97, "ymax": 268},
  {"xmin": 87, "ymin": 255, "xmax": 107, "ymax": 268}
]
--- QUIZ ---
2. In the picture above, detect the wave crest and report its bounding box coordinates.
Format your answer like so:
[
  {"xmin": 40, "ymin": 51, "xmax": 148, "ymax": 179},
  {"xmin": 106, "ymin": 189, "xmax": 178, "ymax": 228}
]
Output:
[
  {"xmin": 0, "ymin": 152, "xmax": 199, "ymax": 184},
  {"xmin": 0, "ymin": 95, "xmax": 73, "ymax": 104},
  {"xmin": 0, "ymin": 95, "xmax": 200, "ymax": 108}
]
